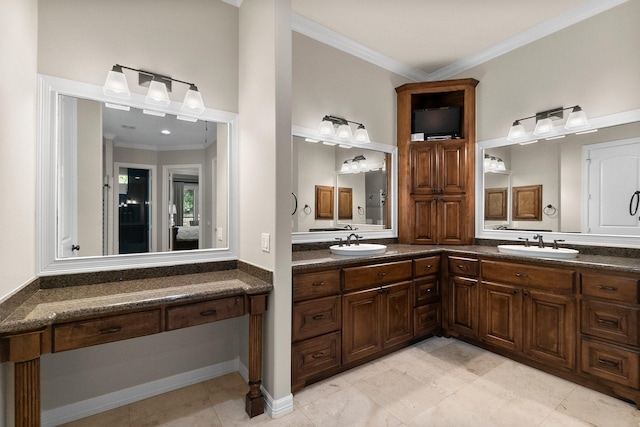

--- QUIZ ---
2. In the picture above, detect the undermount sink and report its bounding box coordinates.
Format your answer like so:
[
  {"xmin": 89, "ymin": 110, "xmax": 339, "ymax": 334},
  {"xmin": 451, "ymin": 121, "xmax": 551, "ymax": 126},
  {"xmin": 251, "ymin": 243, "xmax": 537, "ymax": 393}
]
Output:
[
  {"xmin": 497, "ymin": 244, "xmax": 579, "ymax": 259},
  {"xmin": 330, "ymin": 243, "xmax": 387, "ymax": 256}
]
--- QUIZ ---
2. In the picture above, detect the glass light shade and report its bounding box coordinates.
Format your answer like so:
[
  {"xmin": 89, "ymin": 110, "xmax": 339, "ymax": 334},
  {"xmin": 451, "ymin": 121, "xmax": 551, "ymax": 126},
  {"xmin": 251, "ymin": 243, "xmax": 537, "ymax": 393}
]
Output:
[
  {"xmin": 565, "ymin": 108, "xmax": 589, "ymax": 130},
  {"xmin": 145, "ymin": 80, "xmax": 170, "ymax": 107},
  {"xmin": 181, "ymin": 86, "xmax": 205, "ymax": 114},
  {"xmin": 506, "ymin": 121, "xmax": 526, "ymax": 141},
  {"xmin": 103, "ymin": 67, "xmax": 130, "ymax": 99},
  {"xmin": 354, "ymin": 126, "xmax": 370, "ymax": 142},
  {"xmin": 336, "ymin": 124, "xmax": 353, "ymax": 139},
  {"xmin": 533, "ymin": 117, "xmax": 554, "ymax": 136},
  {"xmin": 483, "ymin": 155, "xmax": 491, "ymax": 171},
  {"xmin": 318, "ymin": 119, "xmax": 335, "ymax": 136},
  {"xmin": 496, "ymin": 158, "xmax": 506, "ymax": 171},
  {"xmin": 340, "ymin": 161, "xmax": 350, "ymax": 173},
  {"xmin": 490, "ymin": 157, "xmax": 498, "ymax": 170},
  {"xmin": 350, "ymin": 161, "xmax": 359, "ymax": 171}
]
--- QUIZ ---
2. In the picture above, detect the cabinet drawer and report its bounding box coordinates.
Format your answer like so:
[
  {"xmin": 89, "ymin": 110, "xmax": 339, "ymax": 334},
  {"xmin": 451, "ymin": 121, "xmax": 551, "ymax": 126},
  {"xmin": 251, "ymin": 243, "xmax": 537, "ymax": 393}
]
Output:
[
  {"xmin": 414, "ymin": 303, "xmax": 441, "ymax": 337},
  {"xmin": 581, "ymin": 338, "xmax": 639, "ymax": 388},
  {"xmin": 292, "ymin": 295, "xmax": 342, "ymax": 342},
  {"xmin": 53, "ymin": 310, "xmax": 161, "ymax": 352},
  {"xmin": 582, "ymin": 273, "xmax": 639, "ymax": 303},
  {"xmin": 581, "ymin": 299, "xmax": 639, "ymax": 346},
  {"xmin": 415, "ymin": 276, "xmax": 440, "ymax": 305},
  {"xmin": 342, "ymin": 260, "xmax": 412, "ymax": 292},
  {"xmin": 448, "ymin": 257, "xmax": 478, "ymax": 277},
  {"xmin": 166, "ymin": 296, "xmax": 244, "ymax": 331},
  {"xmin": 292, "ymin": 331, "xmax": 341, "ymax": 383},
  {"xmin": 293, "ymin": 270, "xmax": 341, "ymax": 302},
  {"xmin": 481, "ymin": 260, "xmax": 574, "ymax": 292},
  {"xmin": 413, "ymin": 256, "xmax": 441, "ymax": 278}
]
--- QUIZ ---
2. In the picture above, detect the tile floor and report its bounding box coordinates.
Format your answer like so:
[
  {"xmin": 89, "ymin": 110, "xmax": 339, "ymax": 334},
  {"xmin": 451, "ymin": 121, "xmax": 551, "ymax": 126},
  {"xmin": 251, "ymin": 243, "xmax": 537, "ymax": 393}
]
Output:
[{"xmin": 60, "ymin": 337, "xmax": 640, "ymax": 427}]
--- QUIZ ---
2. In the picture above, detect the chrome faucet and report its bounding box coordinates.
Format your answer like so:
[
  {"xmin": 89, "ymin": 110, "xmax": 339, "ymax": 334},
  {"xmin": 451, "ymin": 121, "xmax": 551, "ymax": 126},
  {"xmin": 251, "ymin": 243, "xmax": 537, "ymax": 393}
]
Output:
[
  {"xmin": 518, "ymin": 237, "xmax": 530, "ymax": 247},
  {"xmin": 344, "ymin": 224, "xmax": 353, "ymax": 230},
  {"xmin": 532, "ymin": 234, "xmax": 544, "ymax": 248},
  {"xmin": 346, "ymin": 233, "xmax": 360, "ymax": 246}
]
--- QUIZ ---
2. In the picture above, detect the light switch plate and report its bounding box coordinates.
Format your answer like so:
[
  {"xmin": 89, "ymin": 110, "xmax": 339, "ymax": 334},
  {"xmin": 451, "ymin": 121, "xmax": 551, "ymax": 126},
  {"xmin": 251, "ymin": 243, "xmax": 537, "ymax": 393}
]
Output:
[
  {"xmin": 217, "ymin": 227, "xmax": 223, "ymax": 241},
  {"xmin": 261, "ymin": 233, "xmax": 270, "ymax": 252}
]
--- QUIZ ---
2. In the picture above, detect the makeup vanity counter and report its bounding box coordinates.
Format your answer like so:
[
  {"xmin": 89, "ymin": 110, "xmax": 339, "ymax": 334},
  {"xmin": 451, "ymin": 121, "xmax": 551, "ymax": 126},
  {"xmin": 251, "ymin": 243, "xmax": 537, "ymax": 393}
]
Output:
[
  {"xmin": 0, "ymin": 267, "xmax": 272, "ymax": 426},
  {"xmin": 292, "ymin": 243, "xmax": 640, "ymax": 405}
]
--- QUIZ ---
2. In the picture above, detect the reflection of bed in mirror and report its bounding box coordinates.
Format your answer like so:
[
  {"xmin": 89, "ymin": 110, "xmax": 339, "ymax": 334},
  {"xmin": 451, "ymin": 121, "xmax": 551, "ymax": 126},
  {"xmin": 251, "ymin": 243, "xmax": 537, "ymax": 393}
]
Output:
[{"xmin": 172, "ymin": 223, "xmax": 199, "ymax": 250}]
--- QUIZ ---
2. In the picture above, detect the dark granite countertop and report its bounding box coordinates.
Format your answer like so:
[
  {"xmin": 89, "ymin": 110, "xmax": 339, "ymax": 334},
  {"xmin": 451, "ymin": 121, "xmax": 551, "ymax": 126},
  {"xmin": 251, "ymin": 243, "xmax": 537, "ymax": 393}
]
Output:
[
  {"xmin": 292, "ymin": 244, "xmax": 640, "ymax": 274},
  {"xmin": 0, "ymin": 270, "xmax": 272, "ymax": 334}
]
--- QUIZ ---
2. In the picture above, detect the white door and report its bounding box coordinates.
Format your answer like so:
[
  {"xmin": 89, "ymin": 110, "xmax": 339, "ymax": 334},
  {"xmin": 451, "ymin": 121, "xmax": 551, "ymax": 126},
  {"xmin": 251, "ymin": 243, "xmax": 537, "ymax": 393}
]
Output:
[
  {"xmin": 59, "ymin": 95, "xmax": 78, "ymax": 257},
  {"xmin": 584, "ymin": 138, "xmax": 640, "ymax": 235}
]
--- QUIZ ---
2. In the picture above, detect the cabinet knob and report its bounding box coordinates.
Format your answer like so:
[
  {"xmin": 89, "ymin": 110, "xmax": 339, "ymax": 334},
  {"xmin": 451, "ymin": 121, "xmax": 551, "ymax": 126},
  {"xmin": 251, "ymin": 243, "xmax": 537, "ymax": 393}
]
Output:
[
  {"xmin": 512, "ymin": 289, "xmax": 518, "ymax": 295},
  {"xmin": 523, "ymin": 291, "xmax": 529, "ymax": 297},
  {"xmin": 378, "ymin": 271, "xmax": 387, "ymax": 278}
]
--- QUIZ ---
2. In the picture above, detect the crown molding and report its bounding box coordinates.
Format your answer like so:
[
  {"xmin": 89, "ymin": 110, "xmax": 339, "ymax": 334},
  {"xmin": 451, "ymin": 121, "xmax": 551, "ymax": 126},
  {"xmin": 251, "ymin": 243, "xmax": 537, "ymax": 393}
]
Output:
[
  {"xmin": 290, "ymin": 0, "xmax": 626, "ymax": 82},
  {"xmin": 291, "ymin": 13, "xmax": 431, "ymax": 82}
]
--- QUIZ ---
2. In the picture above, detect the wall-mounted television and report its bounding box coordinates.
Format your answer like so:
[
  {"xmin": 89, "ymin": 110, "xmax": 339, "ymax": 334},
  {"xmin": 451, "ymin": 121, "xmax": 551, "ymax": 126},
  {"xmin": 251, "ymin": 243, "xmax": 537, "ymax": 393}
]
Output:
[{"xmin": 412, "ymin": 106, "xmax": 462, "ymax": 138}]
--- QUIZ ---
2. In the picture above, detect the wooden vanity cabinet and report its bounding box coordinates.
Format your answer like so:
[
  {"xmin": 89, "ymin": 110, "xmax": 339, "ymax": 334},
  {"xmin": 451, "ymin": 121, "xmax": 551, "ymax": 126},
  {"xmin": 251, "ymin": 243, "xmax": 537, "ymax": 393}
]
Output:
[
  {"xmin": 580, "ymin": 272, "xmax": 640, "ymax": 392},
  {"xmin": 342, "ymin": 261, "xmax": 413, "ymax": 364},
  {"xmin": 396, "ymin": 79, "xmax": 478, "ymax": 245},
  {"xmin": 446, "ymin": 256, "xmax": 479, "ymax": 339},
  {"xmin": 413, "ymin": 255, "xmax": 441, "ymax": 337},
  {"xmin": 291, "ymin": 269, "xmax": 342, "ymax": 390},
  {"xmin": 479, "ymin": 259, "xmax": 576, "ymax": 370}
]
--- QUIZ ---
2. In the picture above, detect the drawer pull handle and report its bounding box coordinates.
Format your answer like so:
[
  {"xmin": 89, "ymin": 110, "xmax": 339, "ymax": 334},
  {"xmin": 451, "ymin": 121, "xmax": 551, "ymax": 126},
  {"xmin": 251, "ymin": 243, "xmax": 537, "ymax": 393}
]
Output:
[
  {"xmin": 200, "ymin": 309, "xmax": 217, "ymax": 317},
  {"xmin": 425, "ymin": 264, "xmax": 433, "ymax": 269},
  {"xmin": 99, "ymin": 326, "xmax": 122, "ymax": 335},
  {"xmin": 597, "ymin": 285, "xmax": 618, "ymax": 292},
  {"xmin": 597, "ymin": 358, "xmax": 620, "ymax": 368},
  {"xmin": 457, "ymin": 265, "xmax": 467, "ymax": 270},
  {"xmin": 426, "ymin": 316, "xmax": 434, "ymax": 321},
  {"xmin": 378, "ymin": 272, "xmax": 387, "ymax": 278},
  {"xmin": 515, "ymin": 273, "xmax": 529, "ymax": 279},
  {"xmin": 598, "ymin": 318, "xmax": 619, "ymax": 328},
  {"xmin": 311, "ymin": 352, "xmax": 325, "ymax": 359},
  {"xmin": 312, "ymin": 314, "xmax": 326, "ymax": 321},
  {"xmin": 312, "ymin": 282, "xmax": 325, "ymax": 287}
]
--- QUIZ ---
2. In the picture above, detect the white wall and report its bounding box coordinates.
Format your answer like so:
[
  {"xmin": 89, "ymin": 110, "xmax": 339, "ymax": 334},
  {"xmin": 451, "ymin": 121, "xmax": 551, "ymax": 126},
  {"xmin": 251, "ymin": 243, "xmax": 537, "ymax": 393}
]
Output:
[{"xmin": 455, "ymin": 0, "xmax": 640, "ymax": 141}]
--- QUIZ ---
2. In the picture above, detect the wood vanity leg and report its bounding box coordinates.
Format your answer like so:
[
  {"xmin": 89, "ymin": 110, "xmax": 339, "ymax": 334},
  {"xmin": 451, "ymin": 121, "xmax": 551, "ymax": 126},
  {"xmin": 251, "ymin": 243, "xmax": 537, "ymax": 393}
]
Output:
[
  {"xmin": 246, "ymin": 294, "xmax": 267, "ymax": 418},
  {"xmin": 1, "ymin": 331, "xmax": 44, "ymax": 427}
]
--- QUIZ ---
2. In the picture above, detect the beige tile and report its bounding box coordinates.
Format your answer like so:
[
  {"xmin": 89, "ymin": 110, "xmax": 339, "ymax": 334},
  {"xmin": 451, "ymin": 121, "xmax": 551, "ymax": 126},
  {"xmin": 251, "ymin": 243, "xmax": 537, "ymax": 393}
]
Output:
[
  {"xmin": 201, "ymin": 372, "xmax": 248, "ymax": 393},
  {"xmin": 354, "ymin": 368, "xmax": 446, "ymax": 423},
  {"xmin": 129, "ymin": 383, "xmax": 209, "ymax": 422},
  {"xmin": 299, "ymin": 385, "xmax": 403, "ymax": 427},
  {"xmin": 411, "ymin": 336, "xmax": 454, "ymax": 353},
  {"xmin": 489, "ymin": 396, "xmax": 556, "ymax": 427},
  {"xmin": 407, "ymin": 395, "xmax": 498, "ymax": 427},
  {"xmin": 556, "ymin": 384, "xmax": 640, "ymax": 427},
  {"xmin": 58, "ymin": 405, "xmax": 130, "ymax": 427},
  {"xmin": 338, "ymin": 358, "xmax": 392, "ymax": 385},
  {"xmin": 212, "ymin": 396, "xmax": 313, "ymax": 427},
  {"xmin": 539, "ymin": 410, "xmax": 594, "ymax": 427},
  {"xmin": 293, "ymin": 375, "xmax": 352, "ymax": 408},
  {"xmin": 448, "ymin": 377, "xmax": 514, "ymax": 418},
  {"xmin": 134, "ymin": 397, "xmax": 221, "ymax": 427},
  {"xmin": 429, "ymin": 340, "xmax": 508, "ymax": 377}
]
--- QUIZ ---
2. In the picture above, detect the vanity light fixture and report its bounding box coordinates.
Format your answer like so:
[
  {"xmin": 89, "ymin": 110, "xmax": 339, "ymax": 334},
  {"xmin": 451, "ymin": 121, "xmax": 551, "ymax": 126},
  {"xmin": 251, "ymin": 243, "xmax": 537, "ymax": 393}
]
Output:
[
  {"xmin": 103, "ymin": 64, "xmax": 206, "ymax": 116},
  {"xmin": 483, "ymin": 154, "xmax": 506, "ymax": 172},
  {"xmin": 340, "ymin": 155, "xmax": 378, "ymax": 173},
  {"xmin": 317, "ymin": 115, "xmax": 370, "ymax": 143},
  {"xmin": 507, "ymin": 105, "xmax": 594, "ymax": 142}
]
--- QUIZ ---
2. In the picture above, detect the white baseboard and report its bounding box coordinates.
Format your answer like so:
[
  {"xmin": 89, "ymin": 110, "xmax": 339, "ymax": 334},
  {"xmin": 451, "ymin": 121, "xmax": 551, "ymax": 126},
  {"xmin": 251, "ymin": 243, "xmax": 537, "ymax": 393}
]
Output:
[
  {"xmin": 261, "ymin": 385, "xmax": 294, "ymax": 419},
  {"xmin": 41, "ymin": 358, "xmax": 241, "ymax": 427}
]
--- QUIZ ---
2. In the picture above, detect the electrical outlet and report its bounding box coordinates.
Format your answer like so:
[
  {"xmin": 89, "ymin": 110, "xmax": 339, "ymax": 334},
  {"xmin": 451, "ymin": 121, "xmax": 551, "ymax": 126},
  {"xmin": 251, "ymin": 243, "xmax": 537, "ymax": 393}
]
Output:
[
  {"xmin": 261, "ymin": 233, "xmax": 270, "ymax": 252},
  {"xmin": 217, "ymin": 227, "xmax": 223, "ymax": 241}
]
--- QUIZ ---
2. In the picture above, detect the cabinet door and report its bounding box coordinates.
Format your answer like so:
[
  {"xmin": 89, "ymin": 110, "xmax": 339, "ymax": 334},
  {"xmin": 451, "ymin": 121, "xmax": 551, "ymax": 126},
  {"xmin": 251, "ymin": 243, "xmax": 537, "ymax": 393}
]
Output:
[
  {"xmin": 449, "ymin": 276, "xmax": 478, "ymax": 338},
  {"xmin": 437, "ymin": 195, "xmax": 466, "ymax": 245},
  {"xmin": 382, "ymin": 281, "xmax": 413, "ymax": 348},
  {"xmin": 410, "ymin": 144, "xmax": 437, "ymax": 194},
  {"xmin": 440, "ymin": 141, "xmax": 466, "ymax": 194},
  {"xmin": 479, "ymin": 282, "xmax": 522, "ymax": 352},
  {"xmin": 342, "ymin": 288, "xmax": 382, "ymax": 364},
  {"xmin": 524, "ymin": 290, "xmax": 576, "ymax": 370},
  {"xmin": 412, "ymin": 196, "xmax": 437, "ymax": 244}
]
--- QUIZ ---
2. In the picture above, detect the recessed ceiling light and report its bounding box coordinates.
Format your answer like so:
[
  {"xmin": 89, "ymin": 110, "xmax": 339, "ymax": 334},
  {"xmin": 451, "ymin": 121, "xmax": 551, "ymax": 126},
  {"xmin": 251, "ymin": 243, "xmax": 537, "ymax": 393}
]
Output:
[{"xmin": 161, "ymin": 129, "xmax": 171, "ymax": 135}]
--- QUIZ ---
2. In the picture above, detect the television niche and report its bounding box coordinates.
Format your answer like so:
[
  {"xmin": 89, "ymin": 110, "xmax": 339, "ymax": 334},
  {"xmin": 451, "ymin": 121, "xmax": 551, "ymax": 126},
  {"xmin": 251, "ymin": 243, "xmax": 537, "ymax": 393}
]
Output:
[{"xmin": 412, "ymin": 106, "xmax": 462, "ymax": 140}]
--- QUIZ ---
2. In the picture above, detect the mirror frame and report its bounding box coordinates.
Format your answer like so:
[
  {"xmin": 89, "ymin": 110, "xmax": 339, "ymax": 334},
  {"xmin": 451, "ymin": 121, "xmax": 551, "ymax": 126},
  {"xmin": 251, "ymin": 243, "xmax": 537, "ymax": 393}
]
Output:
[
  {"xmin": 475, "ymin": 108, "xmax": 640, "ymax": 248},
  {"xmin": 37, "ymin": 74, "xmax": 239, "ymax": 275},
  {"xmin": 291, "ymin": 125, "xmax": 398, "ymax": 243}
]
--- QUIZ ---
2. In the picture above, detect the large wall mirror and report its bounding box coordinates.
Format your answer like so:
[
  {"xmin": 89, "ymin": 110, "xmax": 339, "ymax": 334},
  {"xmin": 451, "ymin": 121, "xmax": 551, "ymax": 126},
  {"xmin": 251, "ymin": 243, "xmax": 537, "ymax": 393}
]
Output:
[
  {"xmin": 291, "ymin": 126, "xmax": 397, "ymax": 243},
  {"xmin": 38, "ymin": 75, "xmax": 238, "ymax": 274},
  {"xmin": 476, "ymin": 109, "xmax": 640, "ymax": 247}
]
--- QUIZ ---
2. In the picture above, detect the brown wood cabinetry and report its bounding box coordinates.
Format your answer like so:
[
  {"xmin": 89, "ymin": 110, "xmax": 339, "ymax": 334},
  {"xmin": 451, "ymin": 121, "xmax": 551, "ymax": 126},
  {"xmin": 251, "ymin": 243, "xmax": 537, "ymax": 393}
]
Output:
[
  {"xmin": 479, "ymin": 259, "xmax": 576, "ymax": 370},
  {"xmin": 396, "ymin": 79, "xmax": 478, "ymax": 245},
  {"xmin": 413, "ymin": 255, "xmax": 441, "ymax": 337},
  {"xmin": 447, "ymin": 256, "xmax": 479, "ymax": 338}
]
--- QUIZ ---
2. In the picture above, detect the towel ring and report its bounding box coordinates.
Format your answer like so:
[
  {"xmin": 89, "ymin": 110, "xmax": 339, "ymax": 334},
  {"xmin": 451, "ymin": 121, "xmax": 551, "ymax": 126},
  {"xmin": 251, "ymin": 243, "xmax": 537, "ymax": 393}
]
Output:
[
  {"xmin": 630, "ymin": 191, "xmax": 640, "ymax": 216},
  {"xmin": 357, "ymin": 206, "xmax": 364, "ymax": 215},
  {"xmin": 291, "ymin": 192, "xmax": 298, "ymax": 215},
  {"xmin": 543, "ymin": 204, "xmax": 557, "ymax": 216},
  {"xmin": 303, "ymin": 204, "xmax": 311, "ymax": 215}
]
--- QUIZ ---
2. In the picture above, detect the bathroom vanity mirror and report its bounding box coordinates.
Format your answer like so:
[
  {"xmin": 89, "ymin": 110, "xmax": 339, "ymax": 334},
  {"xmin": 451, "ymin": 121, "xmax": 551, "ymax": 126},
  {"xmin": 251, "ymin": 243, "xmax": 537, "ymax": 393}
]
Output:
[
  {"xmin": 476, "ymin": 109, "xmax": 640, "ymax": 247},
  {"xmin": 292, "ymin": 126, "xmax": 397, "ymax": 243},
  {"xmin": 37, "ymin": 74, "xmax": 238, "ymax": 274}
]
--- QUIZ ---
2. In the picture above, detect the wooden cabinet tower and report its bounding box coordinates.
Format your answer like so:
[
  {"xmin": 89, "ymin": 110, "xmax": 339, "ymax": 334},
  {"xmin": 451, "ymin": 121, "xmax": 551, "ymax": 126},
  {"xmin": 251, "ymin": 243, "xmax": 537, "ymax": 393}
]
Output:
[{"xmin": 396, "ymin": 79, "xmax": 479, "ymax": 244}]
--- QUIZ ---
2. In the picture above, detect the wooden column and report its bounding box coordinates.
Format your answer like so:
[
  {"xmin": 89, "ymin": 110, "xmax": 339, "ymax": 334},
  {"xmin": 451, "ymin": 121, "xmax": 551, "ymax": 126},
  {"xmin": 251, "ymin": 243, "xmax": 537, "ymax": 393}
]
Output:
[
  {"xmin": 245, "ymin": 293, "xmax": 267, "ymax": 417},
  {"xmin": 1, "ymin": 330, "xmax": 45, "ymax": 427}
]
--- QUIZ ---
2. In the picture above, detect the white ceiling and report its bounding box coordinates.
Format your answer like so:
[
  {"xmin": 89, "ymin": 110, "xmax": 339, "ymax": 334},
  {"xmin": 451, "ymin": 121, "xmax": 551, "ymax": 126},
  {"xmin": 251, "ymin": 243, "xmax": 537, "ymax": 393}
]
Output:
[{"xmin": 291, "ymin": 0, "xmax": 626, "ymax": 80}]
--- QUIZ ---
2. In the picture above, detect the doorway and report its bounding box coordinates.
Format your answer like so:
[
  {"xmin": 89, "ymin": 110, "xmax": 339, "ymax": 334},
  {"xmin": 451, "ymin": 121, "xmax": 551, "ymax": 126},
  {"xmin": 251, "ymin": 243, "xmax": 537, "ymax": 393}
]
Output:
[{"xmin": 114, "ymin": 164, "xmax": 155, "ymax": 254}]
